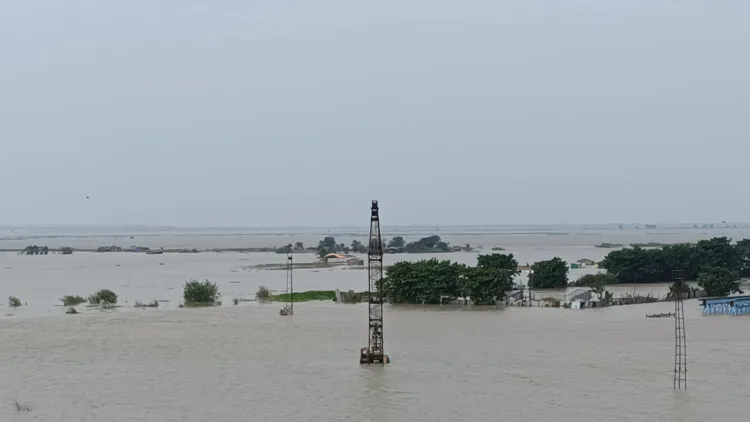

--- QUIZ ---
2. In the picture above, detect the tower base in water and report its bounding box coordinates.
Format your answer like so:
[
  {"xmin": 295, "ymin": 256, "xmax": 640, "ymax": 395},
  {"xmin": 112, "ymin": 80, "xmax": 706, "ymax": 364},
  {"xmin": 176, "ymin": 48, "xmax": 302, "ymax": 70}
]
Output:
[{"xmin": 359, "ymin": 347, "xmax": 390, "ymax": 364}]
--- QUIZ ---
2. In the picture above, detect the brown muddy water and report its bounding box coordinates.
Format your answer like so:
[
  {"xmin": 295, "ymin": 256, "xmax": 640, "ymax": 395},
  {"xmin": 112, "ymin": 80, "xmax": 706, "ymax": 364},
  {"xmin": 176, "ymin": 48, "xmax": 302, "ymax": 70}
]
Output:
[
  {"xmin": 2, "ymin": 299, "xmax": 750, "ymax": 421},
  {"xmin": 2, "ymin": 227, "xmax": 750, "ymax": 421}
]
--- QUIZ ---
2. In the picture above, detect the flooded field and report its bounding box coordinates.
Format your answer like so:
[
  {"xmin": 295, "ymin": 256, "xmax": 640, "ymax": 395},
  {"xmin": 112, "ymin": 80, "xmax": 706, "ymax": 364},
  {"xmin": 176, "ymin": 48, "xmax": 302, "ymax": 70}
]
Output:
[
  {"xmin": 1, "ymin": 226, "xmax": 749, "ymax": 421},
  {"xmin": 1, "ymin": 248, "xmax": 677, "ymax": 319}
]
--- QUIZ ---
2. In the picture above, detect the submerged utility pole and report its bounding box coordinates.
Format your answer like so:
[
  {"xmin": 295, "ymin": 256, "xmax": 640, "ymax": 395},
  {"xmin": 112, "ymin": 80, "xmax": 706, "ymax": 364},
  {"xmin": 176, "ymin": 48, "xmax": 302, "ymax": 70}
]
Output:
[
  {"xmin": 673, "ymin": 270, "xmax": 687, "ymax": 389},
  {"xmin": 280, "ymin": 251, "xmax": 294, "ymax": 316},
  {"xmin": 360, "ymin": 200, "xmax": 389, "ymax": 364}
]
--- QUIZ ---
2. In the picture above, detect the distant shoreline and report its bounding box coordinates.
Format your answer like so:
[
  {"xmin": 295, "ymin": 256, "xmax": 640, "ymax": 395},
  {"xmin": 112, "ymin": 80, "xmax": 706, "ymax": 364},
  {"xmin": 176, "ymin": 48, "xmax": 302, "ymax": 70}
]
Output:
[{"xmin": 0, "ymin": 247, "xmax": 317, "ymax": 254}]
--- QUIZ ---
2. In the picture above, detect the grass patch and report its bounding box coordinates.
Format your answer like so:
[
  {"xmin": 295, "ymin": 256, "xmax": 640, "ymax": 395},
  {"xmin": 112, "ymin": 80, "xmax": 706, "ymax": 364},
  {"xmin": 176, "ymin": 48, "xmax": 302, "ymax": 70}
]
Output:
[
  {"xmin": 271, "ymin": 290, "xmax": 337, "ymax": 302},
  {"xmin": 61, "ymin": 295, "xmax": 86, "ymax": 306},
  {"xmin": 88, "ymin": 289, "xmax": 118, "ymax": 304},
  {"xmin": 8, "ymin": 296, "xmax": 22, "ymax": 308},
  {"xmin": 134, "ymin": 300, "xmax": 159, "ymax": 308},
  {"xmin": 183, "ymin": 279, "xmax": 220, "ymax": 305}
]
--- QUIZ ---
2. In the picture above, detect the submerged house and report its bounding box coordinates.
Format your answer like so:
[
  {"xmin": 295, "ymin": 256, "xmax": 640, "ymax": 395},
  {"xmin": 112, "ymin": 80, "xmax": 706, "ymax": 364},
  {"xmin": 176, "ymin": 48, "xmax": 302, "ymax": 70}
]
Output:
[
  {"xmin": 323, "ymin": 253, "xmax": 362, "ymax": 265},
  {"xmin": 699, "ymin": 295, "xmax": 750, "ymax": 316},
  {"xmin": 571, "ymin": 259, "xmax": 597, "ymax": 269},
  {"xmin": 566, "ymin": 289, "xmax": 604, "ymax": 309}
]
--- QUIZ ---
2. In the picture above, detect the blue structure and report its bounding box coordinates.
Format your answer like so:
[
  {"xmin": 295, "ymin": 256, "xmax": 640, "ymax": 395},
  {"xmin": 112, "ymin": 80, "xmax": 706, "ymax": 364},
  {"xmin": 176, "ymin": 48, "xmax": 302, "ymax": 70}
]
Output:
[{"xmin": 700, "ymin": 295, "xmax": 750, "ymax": 316}]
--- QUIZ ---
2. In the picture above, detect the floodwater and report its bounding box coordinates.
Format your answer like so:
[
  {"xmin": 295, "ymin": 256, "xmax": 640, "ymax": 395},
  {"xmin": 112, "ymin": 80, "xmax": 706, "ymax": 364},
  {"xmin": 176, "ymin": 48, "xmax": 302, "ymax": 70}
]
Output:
[
  {"xmin": 3, "ymin": 300, "xmax": 750, "ymax": 421},
  {"xmin": 2, "ymin": 226, "xmax": 750, "ymax": 421}
]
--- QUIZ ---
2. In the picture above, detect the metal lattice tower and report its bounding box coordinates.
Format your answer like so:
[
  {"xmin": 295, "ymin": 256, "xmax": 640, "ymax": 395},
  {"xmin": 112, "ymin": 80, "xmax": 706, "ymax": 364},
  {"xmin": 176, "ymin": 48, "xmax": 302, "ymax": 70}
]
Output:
[
  {"xmin": 360, "ymin": 200, "xmax": 389, "ymax": 364},
  {"xmin": 673, "ymin": 270, "xmax": 687, "ymax": 390},
  {"xmin": 280, "ymin": 251, "xmax": 294, "ymax": 316}
]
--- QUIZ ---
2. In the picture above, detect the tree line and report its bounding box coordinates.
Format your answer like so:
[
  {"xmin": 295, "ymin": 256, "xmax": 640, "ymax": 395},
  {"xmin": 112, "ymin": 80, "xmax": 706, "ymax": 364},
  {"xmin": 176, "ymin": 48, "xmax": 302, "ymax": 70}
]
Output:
[
  {"xmin": 380, "ymin": 236, "xmax": 749, "ymax": 304},
  {"xmin": 277, "ymin": 235, "xmax": 457, "ymax": 257},
  {"xmin": 383, "ymin": 253, "xmax": 520, "ymax": 305},
  {"xmin": 600, "ymin": 237, "xmax": 747, "ymax": 296}
]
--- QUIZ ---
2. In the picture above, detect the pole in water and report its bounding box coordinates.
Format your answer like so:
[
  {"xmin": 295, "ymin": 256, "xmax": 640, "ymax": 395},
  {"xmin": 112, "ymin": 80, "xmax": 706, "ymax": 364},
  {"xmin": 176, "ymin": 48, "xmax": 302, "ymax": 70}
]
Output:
[
  {"xmin": 672, "ymin": 269, "xmax": 687, "ymax": 390},
  {"xmin": 280, "ymin": 250, "xmax": 294, "ymax": 316},
  {"xmin": 359, "ymin": 200, "xmax": 389, "ymax": 364}
]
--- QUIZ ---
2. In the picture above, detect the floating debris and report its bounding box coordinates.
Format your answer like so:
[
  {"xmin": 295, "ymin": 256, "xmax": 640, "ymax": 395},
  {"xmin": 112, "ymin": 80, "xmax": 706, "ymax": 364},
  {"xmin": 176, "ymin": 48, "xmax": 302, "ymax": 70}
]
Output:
[{"xmin": 646, "ymin": 312, "xmax": 675, "ymax": 318}]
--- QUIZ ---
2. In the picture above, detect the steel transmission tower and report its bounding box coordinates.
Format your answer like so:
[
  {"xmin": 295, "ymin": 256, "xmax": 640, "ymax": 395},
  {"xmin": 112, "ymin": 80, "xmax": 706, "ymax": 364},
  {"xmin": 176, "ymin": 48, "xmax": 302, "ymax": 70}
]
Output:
[
  {"xmin": 360, "ymin": 201, "xmax": 389, "ymax": 364},
  {"xmin": 279, "ymin": 251, "xmax": 294, "ymax": 316},
  {"xmin": 673, "ymin": 270, "xmax": 687, "ymax": 390}
]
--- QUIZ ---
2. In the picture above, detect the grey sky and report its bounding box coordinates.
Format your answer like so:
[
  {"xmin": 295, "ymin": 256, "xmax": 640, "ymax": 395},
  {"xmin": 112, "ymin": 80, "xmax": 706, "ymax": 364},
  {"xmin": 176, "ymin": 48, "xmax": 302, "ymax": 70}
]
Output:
[{"xmin": 1, "ymin": 1, "xmax": 747, "ymax": 227}]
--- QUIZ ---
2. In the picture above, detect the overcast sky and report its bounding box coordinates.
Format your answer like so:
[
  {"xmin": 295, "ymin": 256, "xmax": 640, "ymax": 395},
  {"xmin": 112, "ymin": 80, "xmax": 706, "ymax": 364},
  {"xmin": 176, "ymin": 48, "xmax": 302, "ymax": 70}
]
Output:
[{"xmin": 0, "ymin": 1, "xmax": 747, "ymax": 227}]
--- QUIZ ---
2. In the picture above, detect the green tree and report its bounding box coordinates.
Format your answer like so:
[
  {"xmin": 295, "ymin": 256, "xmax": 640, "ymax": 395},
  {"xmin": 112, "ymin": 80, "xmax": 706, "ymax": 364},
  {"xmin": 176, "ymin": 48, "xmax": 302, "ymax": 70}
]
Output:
[
  {"xmin": 476, "ymin": 253, "xmax": 519, "ymax": 272},
  {"xmin": 349, "ymin": 240, "xmax": 367, "ymax": 253},
  {"xmin": 387, "ymin": 236, "xmax": 405, "ymax": 249},
  {"xmin": 697, "ymin": 267, "xmax": 743, "ymax": 297},
  {"xmin": 528, "ymin": 257, "xmax": 568, "ymax": 289},
  {"xmin": 461, "ymin": 267, "xmax": 515, "ymax": 305},
  {"xmin": 183, "ymin": 279, "xmax": 220, "ymax": 304},
  {"xmin": 695, "ymin": 237, "xmax": 738, "ymax": 270},
  {"xmin": 404, "ymin": 235, "xmax": 450, "ymax": 253},
  {"xmin": 276, "ymin": 244, "xmax": 293, "ymax": 254},
  {"xmin": 61, "ymin": 295, "xmax": 86, "ymax": 306},
  {"xmin": 600, "ymin": 246, "xmax": 663, "ymax": 283},
  {"xmin": 384, "ymin": 259, "xmax": 464, "ymax": 304},
  {"xmin": 294, "ymin": 242, "xmax": 304, "ymax": 250},
  {"xmin": 600, "ymin": 237, "xmax": 750, "ymax": 283},
  {"xmin": 88, "ymin": 289, "xmax": 118, "ymax": 304},
  {"xmin": 735, "ymin": 239, "xmax": 750, "ymax": 277}
]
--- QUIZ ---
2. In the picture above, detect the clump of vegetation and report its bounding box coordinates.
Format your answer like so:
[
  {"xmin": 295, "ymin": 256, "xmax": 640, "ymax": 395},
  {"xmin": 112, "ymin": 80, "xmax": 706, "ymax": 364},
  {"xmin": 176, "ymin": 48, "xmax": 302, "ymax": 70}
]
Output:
[
  {"xmin": 384, "ymin": 253, "xmax": 520, "ymax": 305},
  {"xmin": 8, "ymin": 296, "xmax": 22, "ymax": 308},
  {"xmin": 61, "ymin": 295, "xmax": 86, "ymax": 306},
  {"xmin": 528, "ymin": 257, "xmax": 569, "ymax": 289},
  {"xmin": 697, "ymin": 267, "xmax": 743, "ymax": 297},
  {"xmin": 183, "ymin": 279, "xmax": 220, "ymax": 305},
  {"xmin": 88, "ymin": 289, "xmax": 118, "ymax": 305},
  {"xmin": 256, "ymin": 285, "xmax": 271, "ymax": 299},
  {"xmin": 629, "ymin": 242, "xmax": 669, "ymax": 248},
  {"xmin": 573, "ymin": 273, "xmax": 617, "ymax": 288},
  {"xmin": 271, "ymin": 290, "xmax": 337, "ymax": 302},
  {"xmin": 596, "ymin": 243, "xmax": 623, "ymax": 248},
  {"xmin": 313, "ymin": 236, "xmax": 370, "ymax": 257},
  {"xmin": 275, "ymin": 244, "xmax": 294, "ymax": 254},
  {"xmin": 61, "ymin": 246, "xmax": 73, "ymax": 255},
  {"xmin": 404, "ymin": 235, "xmax": 450, "ymax": 253},
  {"xmin": 233, "ymin": 298, "xmax": 239, "ymax": 306},
  {"xmin": 601, "ymin": 237, "xmax": 750, "ymax": 283},
  {"xmin": 134, "ymin": 300, "xmax": 159, "ymax": 308}
]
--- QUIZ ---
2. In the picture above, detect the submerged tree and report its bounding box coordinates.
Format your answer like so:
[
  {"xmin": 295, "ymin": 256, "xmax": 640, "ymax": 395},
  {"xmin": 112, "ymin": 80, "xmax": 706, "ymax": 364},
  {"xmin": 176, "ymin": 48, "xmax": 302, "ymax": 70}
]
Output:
[
  {"xmin": 88, "ymin": 289, "xmax": 118, "ymax": 305},
  {"xmin": 461, "ymin": 266, "xmax": 515, "ymax": 305},
  {"xmin": 528, "ymin": 257, "xmax": 569, "ymax": 289},
  {"xmin": 384, "ymin": 259, "xmax": 464, "ymax": 304},
  {"xmin": 183, "ymin": 279, "xmax": 221, "ymax": 304},
  {"xmin": 387, "ymin": 236, "xmax": 405, "ymax": 249},
  {"xmin": 61, "ymin": 295, "xmax": 86, "ymax": 306},
  {"xmin": 697, "ymin": 267, "xmax": 743, "ymax": 297},
  {"xmin": 476, "ymin": 253, "xmax": 519, "ymax": 271},
  {"xmin": 383, "ymin": 253, "xmax": 519, "ymax": 305}
]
